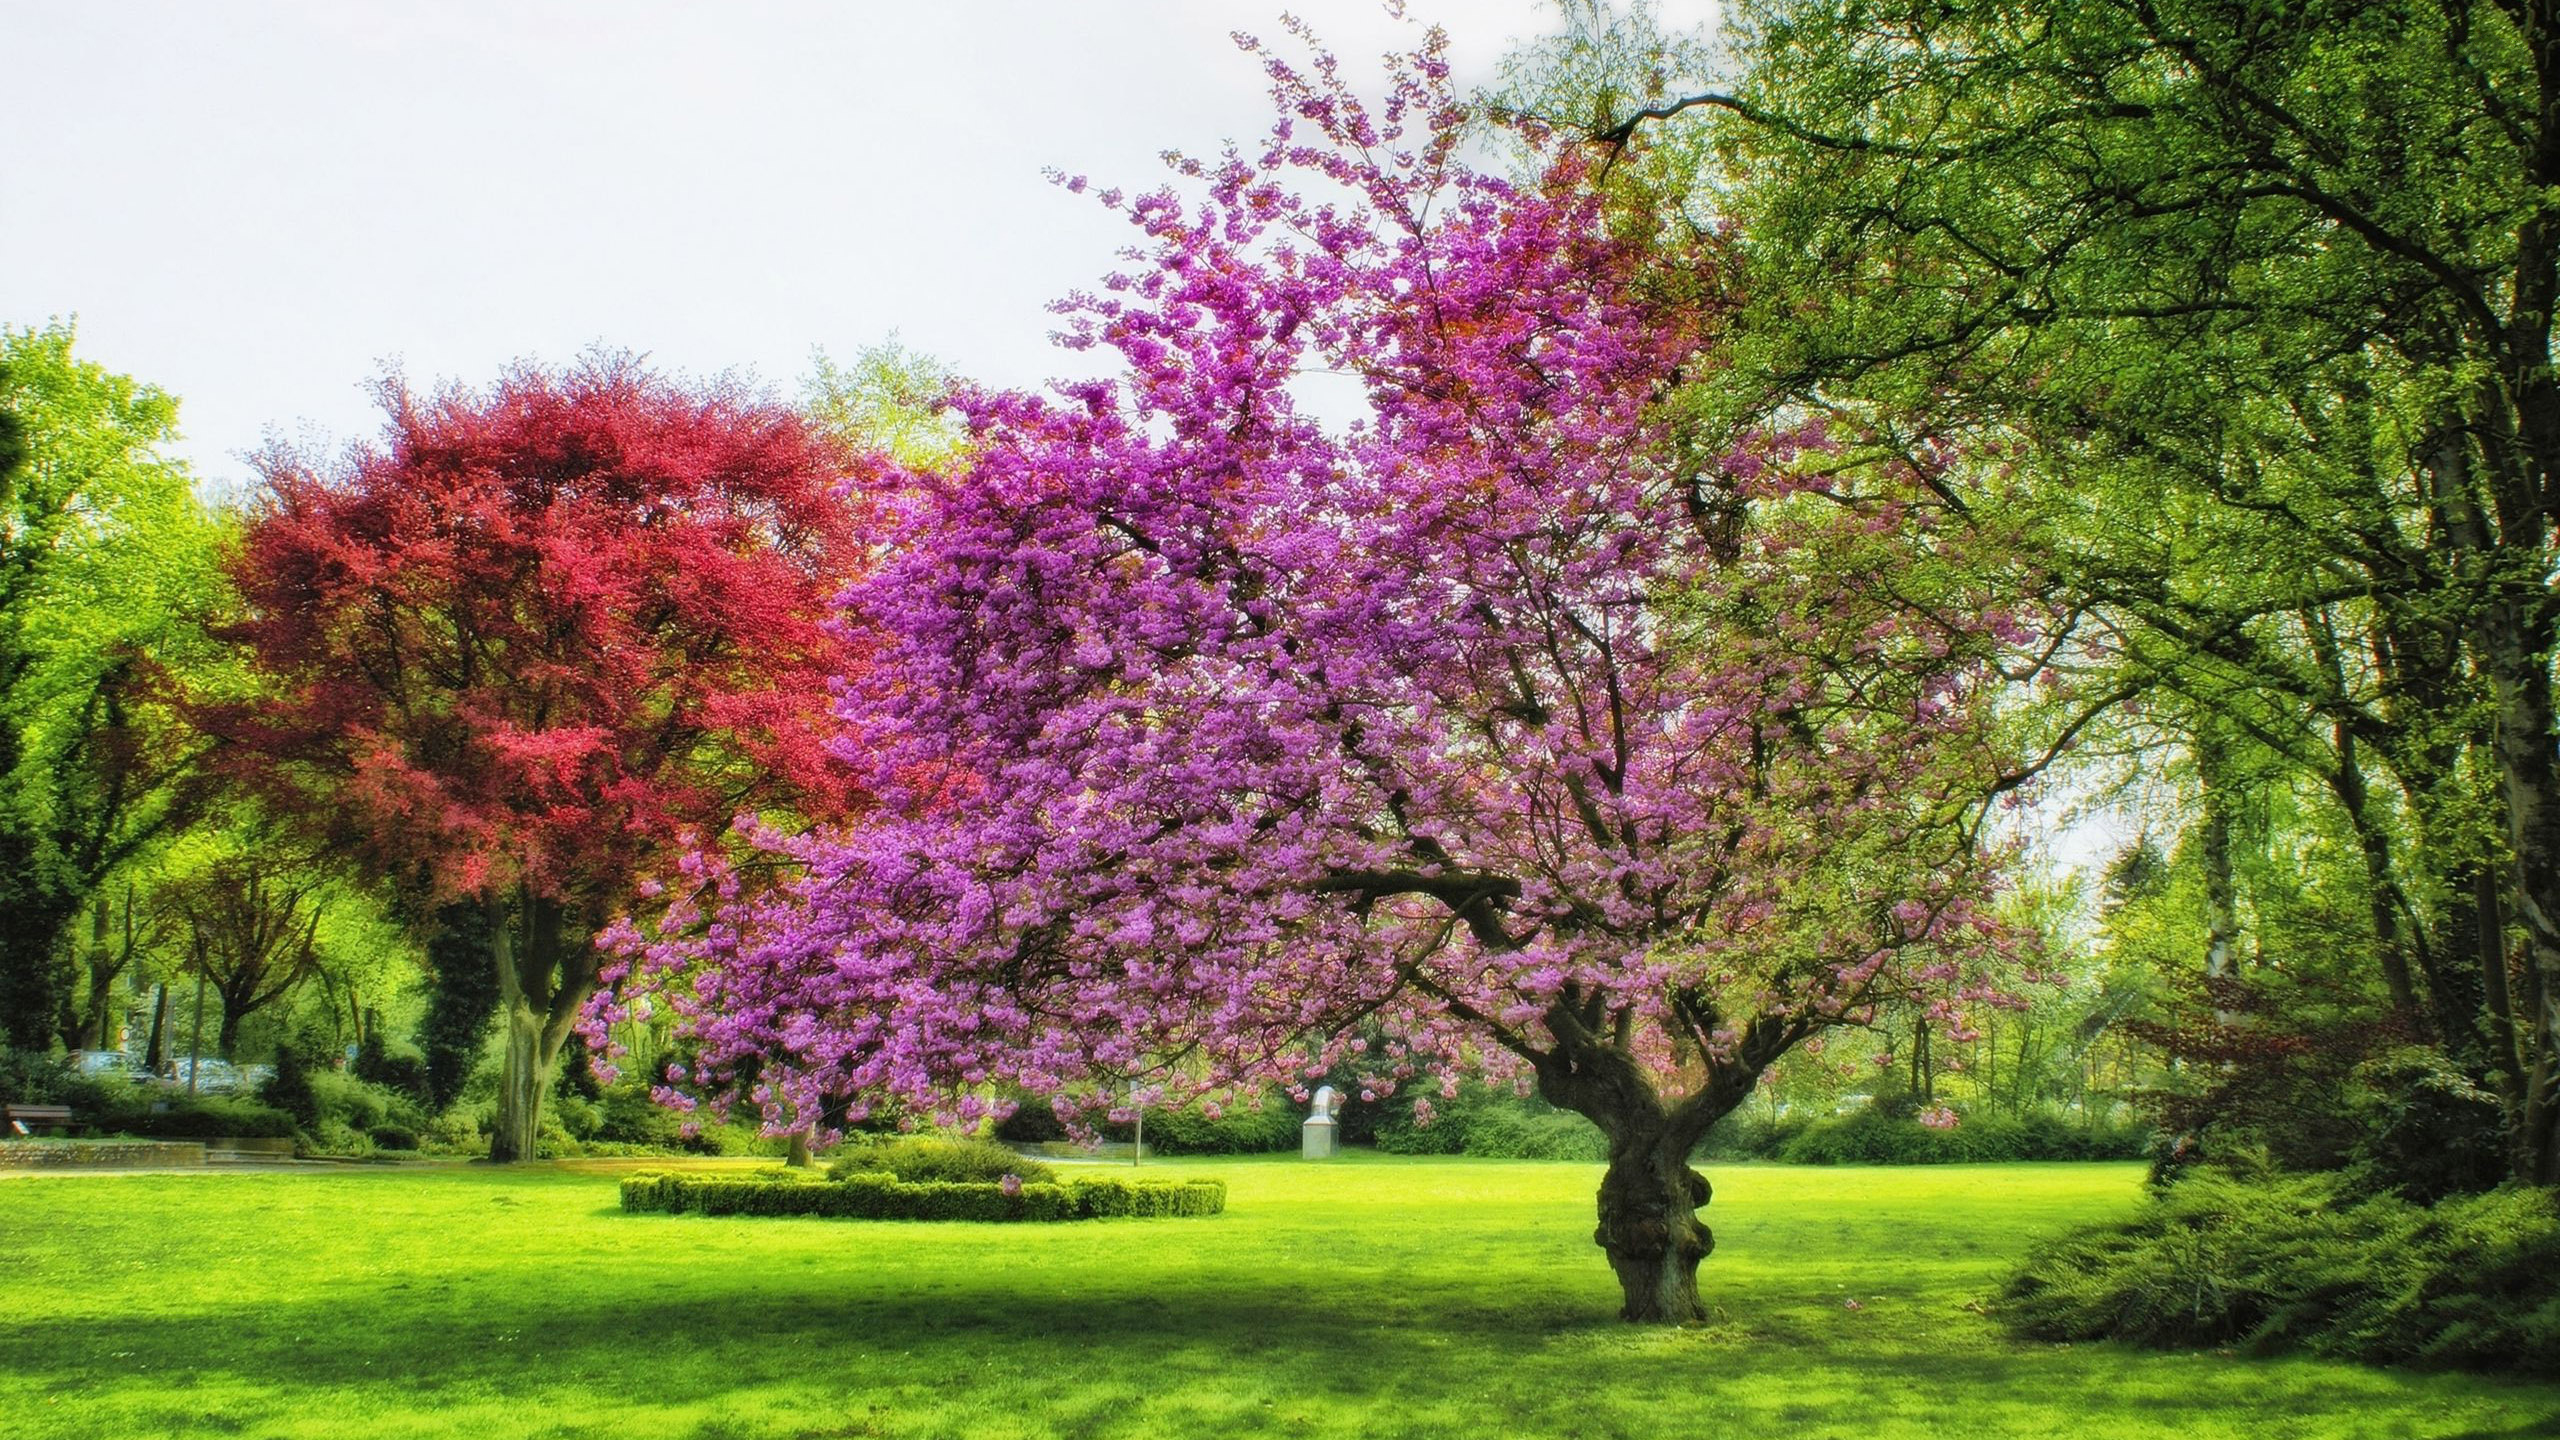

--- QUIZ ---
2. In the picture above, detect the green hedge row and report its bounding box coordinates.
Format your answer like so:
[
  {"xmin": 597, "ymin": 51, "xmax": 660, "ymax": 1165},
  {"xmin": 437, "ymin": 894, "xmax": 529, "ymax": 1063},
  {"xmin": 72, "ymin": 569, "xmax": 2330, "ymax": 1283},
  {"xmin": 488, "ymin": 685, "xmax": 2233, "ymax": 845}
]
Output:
[{"xmin": 619, "ymin": 1170, "xmax": 1227, "ymax": 1222}]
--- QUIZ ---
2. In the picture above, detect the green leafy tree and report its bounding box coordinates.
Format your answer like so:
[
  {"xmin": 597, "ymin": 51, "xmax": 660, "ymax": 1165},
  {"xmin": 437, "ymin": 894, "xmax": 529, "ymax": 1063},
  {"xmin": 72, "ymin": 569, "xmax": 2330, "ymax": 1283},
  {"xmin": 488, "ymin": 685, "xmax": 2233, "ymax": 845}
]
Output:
[
  {"xmin": 1521, "ymin": 0, "xmax": 2560, "ymax": 1180},
  {"xmin": 0, "ymin": 323, "xmax": 224, "ymax": 1052}
]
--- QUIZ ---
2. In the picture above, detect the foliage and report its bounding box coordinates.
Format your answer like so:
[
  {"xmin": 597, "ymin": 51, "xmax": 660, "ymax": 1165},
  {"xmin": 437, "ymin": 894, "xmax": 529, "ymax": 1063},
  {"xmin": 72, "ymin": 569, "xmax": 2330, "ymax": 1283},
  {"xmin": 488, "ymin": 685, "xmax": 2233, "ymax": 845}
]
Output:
[
  {"xmin": 1746, "ymin": 1107, "xmax": 2153, "ymax": 1167},
  {"xmin": 257, "ymin": 1028, "xmax": 324, "ymax": 1129},
  {"xmin": 2341, "ymin": 1048, "xmax": 2511, "ymax": 1204},
  {"xmin": 18, "ymin": 1067, "xmax": 300, "ymax": 1138},
  {"xmin": 0, "ymin": 324, "xmax": 225, "ymax": 1051},
  {"xmin": 350, "ymin": 1028, "xmax": 429, "ymax": 1103},
  {"xmin": 825, "ymin": 1135, "xmax": 1057, "ymax": 1186},
  {"xmin": 206, "ymin": 355, "xmax": 869, "ymax": 1160},
  {"xmin": 801, "ymin": 341, "xmax": 969, "ymax": 473},
  {"xmin": 1658, "ymin": 0, "xmax": 2560, "ymax": 1183},
  {"xmin": 1373, "ymin": 1082, "xmax": 1609, "ymax": 1162},
  {"xmin": 412, "ymin": 901, "xmax": 499, "ymax": 1112},
  {"xmin": 1123, "ymin": 1092, "xmax": 1304, "ymax": 1156},
  {"xmin": 0, "ymin": 1046, "xmax": 72, "ymax": 1109},
  {"xmin": 618, "ymin": 27, "xmax": 2026, "ymax": 1322},
  {"xmin": 2002, "ymin": 1170, "xmax": 2560, "ymax": 1373},
  {"xmin": 2125, "ymin": 973, "xmax": 2502, "ymax": 1201},
  {"xmin": 620, "ymin": 1169, "xmax": 1223, "ymax": 1222},
  {"xmin": 100, "ymin": 1093, "xmax": 296, "ymax": 1140}
]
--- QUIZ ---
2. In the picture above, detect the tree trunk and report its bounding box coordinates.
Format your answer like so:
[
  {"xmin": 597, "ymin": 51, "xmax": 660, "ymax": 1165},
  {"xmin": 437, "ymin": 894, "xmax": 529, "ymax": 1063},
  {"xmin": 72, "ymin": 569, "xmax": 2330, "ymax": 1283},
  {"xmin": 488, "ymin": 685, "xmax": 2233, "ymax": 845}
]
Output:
[
  {"xmin": 143, "ymin": 983, "xmax": 169, "ymax": 1074},
  {"xmin": 1528, "ymin": 997, "xmax": 1796, "ymax": 1323},
  {"xmin": 486, "ymin": 890, "xmax": 594, "ymax": 1164},
  {"xmin": 1594, "ymin": 1132, "xmax": 1713, "ymax": 1323},
  {"xmin": 491, "ymin": 987, "xmax": 550, "ymax": 1163},
  {"xmin": 2194, "ymin": 733, "xmax": 2241, "ymax": 988}
]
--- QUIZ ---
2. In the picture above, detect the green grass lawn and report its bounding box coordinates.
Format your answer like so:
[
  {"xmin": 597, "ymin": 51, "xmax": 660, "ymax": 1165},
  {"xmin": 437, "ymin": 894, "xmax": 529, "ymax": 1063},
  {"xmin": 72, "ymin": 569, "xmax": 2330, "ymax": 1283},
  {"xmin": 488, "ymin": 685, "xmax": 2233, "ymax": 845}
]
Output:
[{"xmin": 1, "ymin": 1154, "xmax": 2552, "ymax": 1440}]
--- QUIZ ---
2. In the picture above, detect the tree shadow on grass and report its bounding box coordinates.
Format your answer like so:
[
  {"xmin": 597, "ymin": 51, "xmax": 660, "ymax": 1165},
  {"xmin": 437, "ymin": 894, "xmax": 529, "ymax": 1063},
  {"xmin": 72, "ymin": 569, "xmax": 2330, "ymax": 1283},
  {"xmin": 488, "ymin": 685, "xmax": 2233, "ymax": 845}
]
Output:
[{"xmin": 7, "ymin": 1274, "xmax": 2557, "ymax": 1439}]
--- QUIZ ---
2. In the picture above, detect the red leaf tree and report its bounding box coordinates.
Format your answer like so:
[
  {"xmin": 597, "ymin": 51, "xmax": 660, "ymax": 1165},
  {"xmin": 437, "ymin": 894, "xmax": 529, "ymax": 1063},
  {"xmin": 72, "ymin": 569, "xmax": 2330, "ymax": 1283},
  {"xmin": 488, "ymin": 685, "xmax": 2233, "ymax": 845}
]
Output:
[
  {"xmin": 615, "ymin": 37, "xmax": 2032, "ymax": 1319},
  {"xmin": 208, "ymin": 357, "xmax": 864, "ymax": 1159}
]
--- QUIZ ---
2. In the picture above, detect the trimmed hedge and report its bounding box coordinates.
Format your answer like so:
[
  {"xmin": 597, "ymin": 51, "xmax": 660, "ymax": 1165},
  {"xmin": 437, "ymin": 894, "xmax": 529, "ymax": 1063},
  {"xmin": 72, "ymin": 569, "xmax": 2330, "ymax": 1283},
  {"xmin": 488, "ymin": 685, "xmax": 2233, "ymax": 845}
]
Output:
[{"xmin": 620, "ymin": 1170, "xmax": 1226, "ymax": 1222}]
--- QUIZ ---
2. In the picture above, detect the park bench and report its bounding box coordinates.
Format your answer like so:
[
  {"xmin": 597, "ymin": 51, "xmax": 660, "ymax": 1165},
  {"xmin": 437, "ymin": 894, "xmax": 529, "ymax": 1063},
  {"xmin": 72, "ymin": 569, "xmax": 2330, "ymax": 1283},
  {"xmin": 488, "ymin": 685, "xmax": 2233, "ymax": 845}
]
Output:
[{"xmin": 5, "ymin": 1103, "xmax": 74, "ymax": 1136}]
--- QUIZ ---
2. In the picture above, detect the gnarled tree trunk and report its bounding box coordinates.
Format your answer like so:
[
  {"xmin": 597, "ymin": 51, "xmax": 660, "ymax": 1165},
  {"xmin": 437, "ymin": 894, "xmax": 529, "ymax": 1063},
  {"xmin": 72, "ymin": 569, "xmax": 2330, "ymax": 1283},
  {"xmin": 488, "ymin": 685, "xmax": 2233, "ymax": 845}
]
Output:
[
  {"xmin": 1594, "ymin": 1128, "xmax": 1714, "ymax": 1323},
  {"xmin": 1531, "ymin": 993, "xmax": 1796, "ymax": 1322}
]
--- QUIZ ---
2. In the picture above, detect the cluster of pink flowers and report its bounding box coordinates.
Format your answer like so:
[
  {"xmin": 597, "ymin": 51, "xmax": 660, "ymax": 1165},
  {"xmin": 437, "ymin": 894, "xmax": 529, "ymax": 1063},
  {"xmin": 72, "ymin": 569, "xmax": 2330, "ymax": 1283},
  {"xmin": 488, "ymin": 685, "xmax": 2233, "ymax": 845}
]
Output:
[{"xmin": 595, "ymin": 28, "xmax": 2028, "ymax": 1144}]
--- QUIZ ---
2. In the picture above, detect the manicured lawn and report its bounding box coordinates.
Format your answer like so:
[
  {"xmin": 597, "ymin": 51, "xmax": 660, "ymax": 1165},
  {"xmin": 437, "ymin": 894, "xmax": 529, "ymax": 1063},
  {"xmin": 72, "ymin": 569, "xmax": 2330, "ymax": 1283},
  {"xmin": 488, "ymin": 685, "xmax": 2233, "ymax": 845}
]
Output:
[{"xmin": 1, "ymin": 1155, "xmax": 2551, "ymax": 1439}]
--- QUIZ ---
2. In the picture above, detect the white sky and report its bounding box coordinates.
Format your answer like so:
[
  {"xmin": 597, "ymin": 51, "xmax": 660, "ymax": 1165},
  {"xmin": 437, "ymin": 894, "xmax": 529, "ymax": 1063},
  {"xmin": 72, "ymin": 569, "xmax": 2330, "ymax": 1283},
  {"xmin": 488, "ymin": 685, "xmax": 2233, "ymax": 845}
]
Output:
[{"xmin": 3, "ymin": 1, "xmax": 1721, "ymax": 494}]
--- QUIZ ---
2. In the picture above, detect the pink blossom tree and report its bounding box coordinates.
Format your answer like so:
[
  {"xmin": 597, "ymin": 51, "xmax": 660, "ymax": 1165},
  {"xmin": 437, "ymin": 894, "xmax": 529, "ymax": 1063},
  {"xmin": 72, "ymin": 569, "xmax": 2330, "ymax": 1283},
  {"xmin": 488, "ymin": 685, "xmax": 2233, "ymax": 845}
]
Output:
[{"xmin": 610, "ymin": 29, "xmax": 2027, "ymax": 1321}]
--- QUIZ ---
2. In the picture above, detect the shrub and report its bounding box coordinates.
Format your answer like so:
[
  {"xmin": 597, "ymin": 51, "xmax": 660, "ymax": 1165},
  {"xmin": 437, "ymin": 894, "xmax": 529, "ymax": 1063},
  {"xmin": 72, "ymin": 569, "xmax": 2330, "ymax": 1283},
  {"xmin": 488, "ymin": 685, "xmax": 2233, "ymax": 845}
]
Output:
[
  {"xmin": 827, "ymin": 1136, "xmax": 1057, "ymax": 1186},
  {"xmin": 1136, "ymin": 1094, "xmax": 1302, "ymax": 1155},
  {"xmin": 1694, "ymin": 1111, "xmax": 1813, "ymax": 1160},
  {"xmin": 311, "ymin": 1119, "xmax": 376, "ymax": 1157},
  {"xmin": 368, "ymin": 1123, "xmax": 419, "ymax": 1151},
  {"xmin": 0, "ymin": 1047, "xmax": 74, "ymax": 1110},
  {"xmin": 595, "ymin": 1083, "xmax": 686, "ymax": 1147},
  {"xmin": 619, "ymin": 1170, "xmax": 1224, "ymax": 1222},
  {"xmin": 1372, "ymin": 1083, "xmax": 1607, "ymax": 1160},
  {"xmin": 419, "ymin": 1110, "xmax": 484, "ymax": 1155},
  {"xmin": 260, "ymin": 1045, "xmax": 321, "ymax": 1129},
  {"xmin": 1717, "ymin": 1106, "xmax": 2152, "ymax": 1165},
  {"xmin": 351, "ymin": 1031, "xmax": 430, "ymax": 1104},
  {"xmin": 2000, "ymin": 1170, "xmax": 2560, "ymax": 1373},
  {"xmin": 102, "ymin": 1093, "xmax": 296, "ymax": 1139},
  {"xmin": 2340, "ymin": 1048, "xmax": 2509, "ymax": 1203}
]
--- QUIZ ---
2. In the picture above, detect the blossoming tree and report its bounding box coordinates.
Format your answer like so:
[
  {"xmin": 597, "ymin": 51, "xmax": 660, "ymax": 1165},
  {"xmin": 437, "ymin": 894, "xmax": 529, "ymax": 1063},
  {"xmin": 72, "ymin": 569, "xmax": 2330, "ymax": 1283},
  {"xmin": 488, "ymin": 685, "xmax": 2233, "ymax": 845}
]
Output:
[{"xmin": 616, "ymin": 32, "xmax": 2025, "ymax": 1320}]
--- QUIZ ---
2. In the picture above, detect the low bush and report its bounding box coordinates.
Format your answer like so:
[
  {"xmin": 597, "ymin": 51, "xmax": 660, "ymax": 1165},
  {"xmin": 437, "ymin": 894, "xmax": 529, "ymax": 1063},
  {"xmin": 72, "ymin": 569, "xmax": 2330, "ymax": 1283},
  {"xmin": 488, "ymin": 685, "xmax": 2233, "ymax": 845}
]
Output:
[
  {"xmin": 2339, "ymin": 1048, "xmax": 2510, "ymax": 1203},
  {"xmin": 310, "ymin": 1119, "xmax": 376, "ymax": 1157},
  {"xmin": 827, "ymin": 1136, "xmax": 1057, "ymax": 1186},
  {"xmin": 1372, "ymin": 1084, "xmax": 1607, "ymax": 1161},
  {"xmin": 351, "ymin": 1031, "xmax": 430, "ymax": 1104},
  {"xmin": 594, "ymin": 1084, "xmax": 686, "ymax": 1148},
  {"xmin": 0, "ymin": 1048, "xmax": 75, "ymax": 1110},
  {"xmin": 620, "ymin": 1170, "xmax": 1225, "ymax": 1222},
  {"xmin": 1696, "ymin": 1105, "xmax": 2152, "ymax": 1165},
  {"xmin": 368, "ymin": 1123, "xmax": 419, "ymax": 1151},
  {"xmin": 2000, "ymin": 1169, "xmax": 2560, "ymax": 1373},
  {"xmin": 108, "ymin": 1094, "xmax": 297, "ymax": 1140},
  {"xmin": 1135, "ymin": 1094, "xmax": 1302, "ymax": 1155}
]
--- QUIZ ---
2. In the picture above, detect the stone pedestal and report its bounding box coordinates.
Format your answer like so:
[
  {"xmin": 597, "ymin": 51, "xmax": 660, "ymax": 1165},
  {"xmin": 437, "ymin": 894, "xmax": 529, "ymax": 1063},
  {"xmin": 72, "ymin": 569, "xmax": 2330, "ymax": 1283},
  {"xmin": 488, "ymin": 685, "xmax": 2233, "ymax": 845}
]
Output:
[{"xmin": 1301, "ymin": 1115, "xmax": 1338, "ymax": 1159}]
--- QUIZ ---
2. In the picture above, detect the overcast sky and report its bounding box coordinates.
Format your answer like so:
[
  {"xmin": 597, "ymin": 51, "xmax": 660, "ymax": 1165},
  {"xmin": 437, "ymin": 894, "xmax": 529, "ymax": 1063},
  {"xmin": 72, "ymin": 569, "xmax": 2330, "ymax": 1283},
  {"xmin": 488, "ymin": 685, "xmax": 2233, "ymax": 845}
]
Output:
[{"xmin": 1, "ymin": 1, "xmax": 1733, "ymax": 493}]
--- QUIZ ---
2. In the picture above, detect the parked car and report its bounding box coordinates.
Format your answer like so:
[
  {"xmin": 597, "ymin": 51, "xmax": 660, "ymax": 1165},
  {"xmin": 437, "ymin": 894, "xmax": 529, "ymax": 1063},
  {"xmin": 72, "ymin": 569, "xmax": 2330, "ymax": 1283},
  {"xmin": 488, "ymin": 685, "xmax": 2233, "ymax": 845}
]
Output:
[
  {"xmin": 167, "ymin": 1057, "xmax": 244, "ymax": 1094},
  {"xmin": 69, "ymin": 1049, "xmax": 154, "ymax": 1081}
]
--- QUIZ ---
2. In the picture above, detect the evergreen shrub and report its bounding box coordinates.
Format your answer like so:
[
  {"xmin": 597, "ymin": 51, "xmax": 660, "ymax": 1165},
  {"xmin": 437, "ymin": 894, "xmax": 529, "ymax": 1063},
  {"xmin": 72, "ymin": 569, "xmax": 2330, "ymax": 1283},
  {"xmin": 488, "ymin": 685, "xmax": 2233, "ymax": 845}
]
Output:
[{"xmin": 2001, "ymin": 1169, "xmax": 2560, "ymax": 1372}]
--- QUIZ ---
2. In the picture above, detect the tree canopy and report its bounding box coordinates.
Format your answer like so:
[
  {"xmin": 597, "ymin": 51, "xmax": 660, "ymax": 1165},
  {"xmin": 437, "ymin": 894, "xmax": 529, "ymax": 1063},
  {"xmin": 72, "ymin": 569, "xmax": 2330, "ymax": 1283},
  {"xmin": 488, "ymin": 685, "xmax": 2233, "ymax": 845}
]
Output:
[
  {"xmin": 612, "ymin": 33, "xmax": 2030, "ymax": 1321},
  {"xmin": 208, "ymin": 357, "xmax": 870, "ymax": 1159}
]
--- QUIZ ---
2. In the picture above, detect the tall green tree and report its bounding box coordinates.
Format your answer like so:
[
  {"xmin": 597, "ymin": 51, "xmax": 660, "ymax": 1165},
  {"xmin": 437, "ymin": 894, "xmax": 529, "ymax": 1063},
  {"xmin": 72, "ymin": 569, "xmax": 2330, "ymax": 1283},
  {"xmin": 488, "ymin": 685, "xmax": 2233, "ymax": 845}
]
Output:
[
  {"xmin": 0, "ymin": 324, "xmax": 224, "ymax": 1052},
  {"xmin": 1525, "ymin": 0, "xmax": 2560, "ymax": 1180}
]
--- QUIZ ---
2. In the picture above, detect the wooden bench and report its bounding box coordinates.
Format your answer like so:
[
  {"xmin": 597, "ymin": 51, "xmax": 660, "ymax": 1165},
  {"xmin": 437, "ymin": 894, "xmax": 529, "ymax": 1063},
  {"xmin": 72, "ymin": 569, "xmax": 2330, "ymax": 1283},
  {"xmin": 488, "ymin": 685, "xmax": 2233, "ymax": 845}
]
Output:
[{"xmin": 5, "ymin": 1103, "xmax": 74, "ymax": 1136}]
